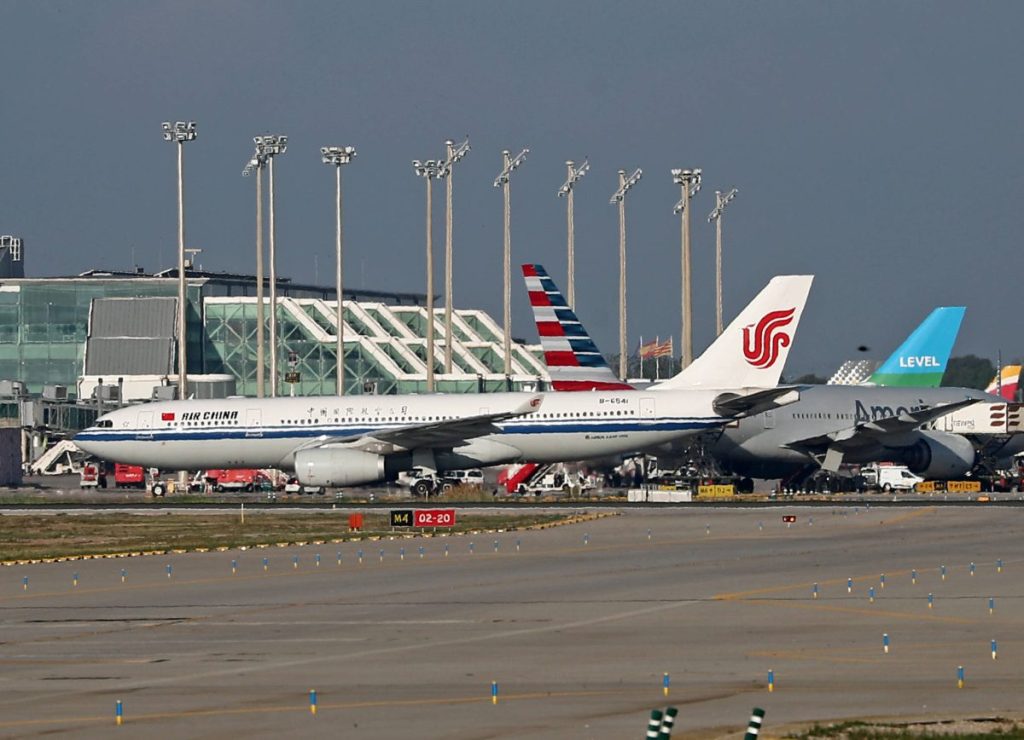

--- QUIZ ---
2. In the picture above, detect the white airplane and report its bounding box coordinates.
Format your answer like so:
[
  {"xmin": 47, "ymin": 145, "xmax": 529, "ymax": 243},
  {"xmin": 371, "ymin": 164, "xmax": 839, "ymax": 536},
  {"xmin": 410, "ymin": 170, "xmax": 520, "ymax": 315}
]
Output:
[{"xmin": 75, "ymin": 275, "xmax": 812, "ymax": 488}]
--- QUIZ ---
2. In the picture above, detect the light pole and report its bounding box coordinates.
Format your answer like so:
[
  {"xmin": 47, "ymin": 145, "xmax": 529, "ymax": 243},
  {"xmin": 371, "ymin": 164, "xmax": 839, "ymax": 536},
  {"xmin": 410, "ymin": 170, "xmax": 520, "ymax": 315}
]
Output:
[
  {"xmin": 440, "ymin": 137, "xmax": 470, "ymax": 374},
  {"xmin": 672, "ymin": 168, "xmax": 702, "ymax": 368},
  {"xmin": 610, "ymin": 168, "xmax": 642, "ymax": 380},
  {"xmin": 707, "ymin": 188, "xmax": 738, "ymax": 336},
  {"xmin": 493, "ymin": 148, "xmax": 529, "ymax": 378},
  {"xmin": 242, "ymin": 148, "xmax": 267, "ymax": 397},
  {"xmin": 161, "ymin": 121, "xmax": 197, "ymax": 400},
  {"xmin": 321, "ymin": 145, "xmax": 357, "ymax": 396},
  {"xmin": 557, "ymin": 159, "xmax": 589, "ymax": 310},
  {"xmin": 256, "ymin": 135, "xmax": 287, "ymax": 397},
  {"xmin": 414, "ymin": 159, "xmax": 442, "ymax": 391}
]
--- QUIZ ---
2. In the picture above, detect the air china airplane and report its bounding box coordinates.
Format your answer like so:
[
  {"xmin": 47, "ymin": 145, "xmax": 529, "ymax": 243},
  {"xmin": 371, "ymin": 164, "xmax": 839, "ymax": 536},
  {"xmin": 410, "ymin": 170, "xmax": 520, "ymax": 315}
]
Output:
[{"xmin": 74, "ymin": 275, "xmax": 812, "ymax": 489}]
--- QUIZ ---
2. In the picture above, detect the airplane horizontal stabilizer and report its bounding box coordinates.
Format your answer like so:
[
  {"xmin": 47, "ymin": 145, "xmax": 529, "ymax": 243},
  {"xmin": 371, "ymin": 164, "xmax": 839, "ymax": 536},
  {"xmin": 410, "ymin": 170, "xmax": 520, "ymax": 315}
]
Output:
[{"xmin": 713, "ymin": 386, "xmax": 801, "ymax": 418}]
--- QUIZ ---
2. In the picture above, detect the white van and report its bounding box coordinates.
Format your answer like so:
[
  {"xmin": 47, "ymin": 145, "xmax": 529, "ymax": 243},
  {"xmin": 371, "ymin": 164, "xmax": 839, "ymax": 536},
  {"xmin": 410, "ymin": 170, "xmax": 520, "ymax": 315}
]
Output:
[
  {"xmin": 444, "ymin": 469, "xmax": 484, "ymax": 488},
  {"xmin": 863, "ymin": 464, "xmax": 923, "ymax": 491}
]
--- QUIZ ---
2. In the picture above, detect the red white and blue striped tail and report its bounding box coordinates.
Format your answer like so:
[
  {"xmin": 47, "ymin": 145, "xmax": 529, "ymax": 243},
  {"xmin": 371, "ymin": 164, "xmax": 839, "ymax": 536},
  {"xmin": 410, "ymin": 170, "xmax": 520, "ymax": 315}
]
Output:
[{"xmin": 522, "ymin": 264, "xmax": 634, "ymax": 391}]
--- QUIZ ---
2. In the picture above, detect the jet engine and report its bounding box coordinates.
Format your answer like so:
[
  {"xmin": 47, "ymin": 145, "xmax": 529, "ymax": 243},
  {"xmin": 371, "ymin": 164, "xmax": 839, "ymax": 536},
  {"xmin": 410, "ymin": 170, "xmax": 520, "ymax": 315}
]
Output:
[
  {"xmin": 896, "ymin": 431, "xmax": 976, "ymax": 479},
  {"xmin": 295, "ymin": 447, "xmax": 386, "ymax": 487}
]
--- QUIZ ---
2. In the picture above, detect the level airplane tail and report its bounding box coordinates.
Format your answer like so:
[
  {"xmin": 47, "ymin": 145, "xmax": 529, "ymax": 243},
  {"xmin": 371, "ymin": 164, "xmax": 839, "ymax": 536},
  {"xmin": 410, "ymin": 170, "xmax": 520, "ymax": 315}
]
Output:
[
  {"xmin": 864, "ymin": 307, "xmax": 965, "ymax": 387},
  {"xmin": 522, "ymin": 264, "xmax": 633, "ymax": 391},
  {"xmin": 986, "ymin": 365, "xmax": 1022, "ymax": 401},
  {"xmin": 653, "ymin": 275, "xmax": 813, "ymax": 390}
]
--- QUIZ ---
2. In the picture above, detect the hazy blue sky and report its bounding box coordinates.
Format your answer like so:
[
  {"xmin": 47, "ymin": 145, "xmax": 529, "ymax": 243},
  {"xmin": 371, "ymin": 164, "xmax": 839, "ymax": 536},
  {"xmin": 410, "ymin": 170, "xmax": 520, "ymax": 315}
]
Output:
[{"xmin": 2, "ymin": 2, "xmax": 1022, "ymax": 376}]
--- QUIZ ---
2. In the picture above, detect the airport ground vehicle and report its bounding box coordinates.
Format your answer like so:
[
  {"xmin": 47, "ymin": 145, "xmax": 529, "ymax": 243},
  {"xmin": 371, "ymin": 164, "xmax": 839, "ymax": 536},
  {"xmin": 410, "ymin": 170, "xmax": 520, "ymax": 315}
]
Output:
[
  {"xmin": 399, "ymin": 468, "xmax": 484, "ymax": 496},
  {"xmin": 283, "ymin": 477, "xmax": 325, "ymax": 495},
  {"xmin": 113, "ymin": 463, "xmax": 146, "ymax": 489},
  {"xmin": 204, "ymin": 469, "xmax": 272, "ymax": 492},
  {"xmin": 499, "ymin": 463, "xmax": 594, "ymax": 495},
  {"xmin": 861, "ymin": 463, "xmax": 924, "ymax": 491},
  {"xmin": 79, "ymin": 463, "xmax": 104, "ymax": 489}
]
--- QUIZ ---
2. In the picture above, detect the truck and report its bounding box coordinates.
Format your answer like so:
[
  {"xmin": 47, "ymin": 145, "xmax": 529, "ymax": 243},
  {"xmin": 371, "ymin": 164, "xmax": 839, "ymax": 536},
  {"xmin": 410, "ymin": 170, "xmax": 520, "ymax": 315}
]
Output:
[
  {"xmin": 203, "ymin": 469, "xmax": 272, "ymax": 492},
  {"xmin": 861, "ymin": 463, "xmax": 924, "ymax": 492},
  {"xmin": 498, "ymin": 463, "xmax": 594, "ymax": 496},
  {"xmin": 113, "ymin": 463, "xmax": 146, "ymax": 489}
]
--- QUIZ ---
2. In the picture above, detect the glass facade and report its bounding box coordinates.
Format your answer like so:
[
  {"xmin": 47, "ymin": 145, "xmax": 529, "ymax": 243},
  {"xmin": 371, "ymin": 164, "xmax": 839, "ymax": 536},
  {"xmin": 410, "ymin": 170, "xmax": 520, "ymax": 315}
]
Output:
[
  {"xmin": 0, "ymin": 280, "xmax": 202, "ymax": 394},
  {"xmin": 0, "ymin": 275, "xmax": 548, "ymax": 398}
]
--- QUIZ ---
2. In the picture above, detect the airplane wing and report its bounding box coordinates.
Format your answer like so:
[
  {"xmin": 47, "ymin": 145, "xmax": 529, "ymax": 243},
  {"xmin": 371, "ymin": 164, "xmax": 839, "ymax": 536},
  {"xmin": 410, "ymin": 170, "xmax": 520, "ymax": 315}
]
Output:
[
  {"xmin": 785, "ymin": 397, "xmax": 982, "ymax": 469},
  {"xmin": 299, "ymin": 394, "xmax": 544, "ymax": 456}
]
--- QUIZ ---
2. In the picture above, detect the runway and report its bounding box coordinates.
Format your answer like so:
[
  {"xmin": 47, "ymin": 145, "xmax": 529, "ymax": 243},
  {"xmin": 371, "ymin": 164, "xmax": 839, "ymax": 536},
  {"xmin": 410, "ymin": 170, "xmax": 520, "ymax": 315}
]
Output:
[{"xmin": 0, "ymin": 506, "xmax": 1021, "ymax": 738}]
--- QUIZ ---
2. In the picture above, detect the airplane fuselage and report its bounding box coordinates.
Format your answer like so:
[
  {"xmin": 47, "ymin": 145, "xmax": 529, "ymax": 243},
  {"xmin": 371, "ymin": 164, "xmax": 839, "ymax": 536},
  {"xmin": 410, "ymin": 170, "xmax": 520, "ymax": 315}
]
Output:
[
  {"xmin": 76, "ymin": 390, "xmax": 728, "ymax": 474},
  {"xmin": 711, "ymin": 385, "xmax": 996, "ymax": 479}
]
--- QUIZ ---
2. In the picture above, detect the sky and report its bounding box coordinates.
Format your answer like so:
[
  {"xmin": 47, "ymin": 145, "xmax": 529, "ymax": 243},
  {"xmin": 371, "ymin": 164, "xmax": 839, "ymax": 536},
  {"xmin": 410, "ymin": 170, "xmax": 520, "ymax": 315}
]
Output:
[{"xmin": 2, "ymin": 1, "xmax": 1023, "ymax": 377}]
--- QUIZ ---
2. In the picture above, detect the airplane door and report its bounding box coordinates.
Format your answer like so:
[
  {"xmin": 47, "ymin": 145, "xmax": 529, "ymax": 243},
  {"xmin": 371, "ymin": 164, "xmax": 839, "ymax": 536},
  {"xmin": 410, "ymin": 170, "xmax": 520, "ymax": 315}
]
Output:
[
  {"xmin": 640, "ymin": 398, "xmax": 655, "ymax": 418},
  {"xmin": 763, "ymin": 410, "xmax": 776, "ymax": 429},
  {"xmin": 246, "ymin": 409, "xmax": 263, "ymax": 438},
  {"xmin": 136, "ymin": 411, "xmax": 153, "ymax": 440}
]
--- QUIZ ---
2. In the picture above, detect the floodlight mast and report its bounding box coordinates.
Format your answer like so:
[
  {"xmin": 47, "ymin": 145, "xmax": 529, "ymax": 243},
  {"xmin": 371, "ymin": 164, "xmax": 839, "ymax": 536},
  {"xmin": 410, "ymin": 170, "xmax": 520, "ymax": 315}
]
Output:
[
  {"xmin": 321, "ymin": 145, "xmax": 357, "ymax": 396},
  {"xmin": 671, "ymin": 167, "xmax": 702, "ymax": 368},
  {"xmin": 609, "ymin": 168, "xmax": 642, "ymax": 380},
  {"xmin": 160, "ymin": 121, "xmax": 197, "ymax": 401},
  {"xmin": 242, "ymin": 149, "xmax": 267, "ymax": 397},
  {"xmin": 440, "ymin": 137, "xmax": 470, "ymax": 374},
  {"xmin": 557, "ymin": 159, "xmax": 589, "ymax": 310},
  {"xmin": 707, "ymin": 187, "xmax": 738, "ymax": 336},
  {"xmin": 256, "ymin": 135, "xmax": 287, "ymax": 396},
  {"xmin": 493, "ymin": 148, "xmax": 529, "ymax": 379},
  {"xmin": 414, "ymin": 159, "xmax": 443, "ymax": 392}
]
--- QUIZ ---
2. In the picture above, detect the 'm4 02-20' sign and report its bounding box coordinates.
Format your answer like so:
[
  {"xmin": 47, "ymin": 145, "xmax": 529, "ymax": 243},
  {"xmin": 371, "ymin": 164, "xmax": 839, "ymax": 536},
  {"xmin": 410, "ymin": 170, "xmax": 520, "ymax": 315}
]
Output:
[{"xmin": 390, "ymin": 509, "xmax": 457, "ymax": 528}]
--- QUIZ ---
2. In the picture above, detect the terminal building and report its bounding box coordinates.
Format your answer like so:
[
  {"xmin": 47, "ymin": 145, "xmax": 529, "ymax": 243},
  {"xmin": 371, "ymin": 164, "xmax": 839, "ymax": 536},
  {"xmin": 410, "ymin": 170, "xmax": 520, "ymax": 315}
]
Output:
[{"xmin": 0, "ymin": 238, "xmax": 549, "ymax": 461}]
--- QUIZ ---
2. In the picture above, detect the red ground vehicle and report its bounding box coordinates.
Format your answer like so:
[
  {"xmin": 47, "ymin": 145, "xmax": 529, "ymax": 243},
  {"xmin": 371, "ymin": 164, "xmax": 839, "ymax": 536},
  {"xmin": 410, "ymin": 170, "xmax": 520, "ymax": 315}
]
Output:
[
  {"xmin": 80, "ymin": 463, "xmax": 103, "ymax": 489},
  {"xmin": 204, "ymin": 469, "xmax": 270, "ymax": 492},
  {"xmin": 113, "ymin": 464, "xmax": 146, "ymax": 489}
]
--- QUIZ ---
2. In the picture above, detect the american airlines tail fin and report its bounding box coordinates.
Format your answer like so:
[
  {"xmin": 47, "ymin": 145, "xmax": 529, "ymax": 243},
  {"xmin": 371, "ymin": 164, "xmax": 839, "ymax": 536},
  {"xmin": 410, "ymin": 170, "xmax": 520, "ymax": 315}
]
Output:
[
  {"xmin": 865, "ymin": 307, "xmax": 965, "ymax": 387},
  {"xmin": 652, "ymin": 275, "xmax": 813, "ymax": 391},
  {"xmin": 522, "ymin": 264, "xmax": 634, "ymax": 391},
  {"xmin": 986, "ymin": 365, "xmax": 1022, "ymax": 401}
]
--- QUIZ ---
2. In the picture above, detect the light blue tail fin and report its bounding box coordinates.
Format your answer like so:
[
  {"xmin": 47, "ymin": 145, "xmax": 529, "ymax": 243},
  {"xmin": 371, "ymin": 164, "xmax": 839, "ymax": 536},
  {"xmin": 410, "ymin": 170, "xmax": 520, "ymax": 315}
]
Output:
[{"xmin": 867, "ymin": 307, "xmax": 965, "ymax": 387}]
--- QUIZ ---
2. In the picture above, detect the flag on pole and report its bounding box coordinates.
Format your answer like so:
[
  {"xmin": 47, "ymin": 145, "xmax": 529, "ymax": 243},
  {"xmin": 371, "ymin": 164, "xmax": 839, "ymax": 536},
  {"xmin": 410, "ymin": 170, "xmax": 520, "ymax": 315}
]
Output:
[
  {"xmin": 638, "ymin": 338, "xmax": 661, "ymax": 359},
  {"xmin": 651, "ymin": 337, "xmax": 673, "ymax": 358}
]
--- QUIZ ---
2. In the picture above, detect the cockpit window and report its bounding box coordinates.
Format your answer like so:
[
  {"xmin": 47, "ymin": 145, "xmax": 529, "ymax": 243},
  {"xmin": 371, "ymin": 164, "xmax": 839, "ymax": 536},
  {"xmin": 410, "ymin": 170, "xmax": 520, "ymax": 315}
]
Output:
[{"xmin": 95, "ymin": 420, "xmax": 113, "ymax": 428}]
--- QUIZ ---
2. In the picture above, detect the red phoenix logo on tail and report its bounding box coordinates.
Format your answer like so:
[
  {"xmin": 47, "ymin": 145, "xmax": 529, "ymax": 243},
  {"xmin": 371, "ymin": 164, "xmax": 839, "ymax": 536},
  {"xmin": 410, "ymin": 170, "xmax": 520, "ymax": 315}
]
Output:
[{"xmin": 742, "ymin": 308, "xmax": 795, "ymax": 368}]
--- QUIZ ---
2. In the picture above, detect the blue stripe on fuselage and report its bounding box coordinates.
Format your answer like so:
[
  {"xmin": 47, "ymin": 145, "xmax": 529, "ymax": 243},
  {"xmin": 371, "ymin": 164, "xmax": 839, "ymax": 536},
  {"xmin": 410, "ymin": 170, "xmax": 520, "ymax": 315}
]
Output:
[{"xmin": 75, "ymin": 417, "xmax": 719, "ymax": 444}]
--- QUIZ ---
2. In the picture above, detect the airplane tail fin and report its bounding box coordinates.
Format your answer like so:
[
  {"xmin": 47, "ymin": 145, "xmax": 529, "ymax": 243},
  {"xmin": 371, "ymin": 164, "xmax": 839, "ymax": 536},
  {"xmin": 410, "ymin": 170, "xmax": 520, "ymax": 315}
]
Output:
[
  {"xmin": 986, "ymin": 365, "xmax": 1022, "ymax": 401},
  {"xmin": 866, "ymin": 307, "xmax": 965, "ymax": 387},
  {"xmin": 522, "ymin": 264, "xmax": 634, "ymax": 391},
  {"xmin": 652, "ymin": 275, "xmax": 813, "ymax": 390}
]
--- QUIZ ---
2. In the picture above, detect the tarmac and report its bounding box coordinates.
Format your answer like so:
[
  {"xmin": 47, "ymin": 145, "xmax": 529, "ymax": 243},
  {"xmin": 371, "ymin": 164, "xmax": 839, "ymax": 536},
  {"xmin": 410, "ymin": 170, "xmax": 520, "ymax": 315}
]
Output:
[{"xmin": 0, "ymin": 505, "xmax": 1021, "ymax": 738}]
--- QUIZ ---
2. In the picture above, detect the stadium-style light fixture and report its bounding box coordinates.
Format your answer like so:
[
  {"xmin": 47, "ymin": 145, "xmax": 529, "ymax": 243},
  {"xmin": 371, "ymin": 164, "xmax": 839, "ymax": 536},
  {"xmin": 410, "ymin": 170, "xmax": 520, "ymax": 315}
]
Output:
[
  {"xmin": 493, "ymin": 148, "xmax": 529, "ymax": 380},
  {"xmin": 609, "ymin": 168, "xmax": 642, "ymax": 380},
  {"xmin": 256, "ymin": 135, "xmax": 287, "ymax": 396},
  {"xmin": 242, "ymin": 147, "xmax": 268, "ymax": 397},
  {"xmin": 160, "ymin": 121, "xmax": 197, "ymax": 403},
  {"xmin": 321, "ymin": 146, "xmax": 357, "ymax": 396},
  {"xmin": 413, "ymin": 159, "xmax": 443, "ymax": 392},
  {"xmin": 558, "ymin": 159, "xmax": 589, "ymax": 309},
  {"xmin": 671, "ymin": 167, "xmax": 702, "ymax": 368},
  {"xmin": 438, "ymin": 137, "xmax": 470, "ymax": 374},
  {"xmin": 707, "ymin": 187, "xmax": 738, "ymax": 336}
]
